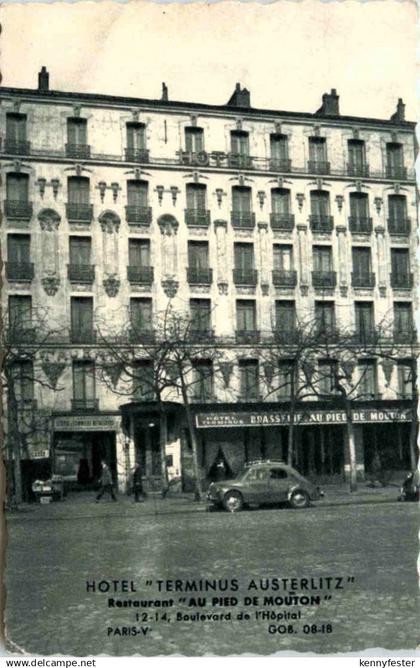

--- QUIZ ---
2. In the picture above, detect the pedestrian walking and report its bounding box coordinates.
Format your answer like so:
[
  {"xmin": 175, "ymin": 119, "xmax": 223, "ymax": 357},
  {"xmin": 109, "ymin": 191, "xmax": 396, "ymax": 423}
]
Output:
[
  {"xmin": 95, "ymin": 461, "xmax": 117, "ymax": 502},
  {"xmin": 132, "ymin": 461, "xmax": 145, "ymax": 502}
]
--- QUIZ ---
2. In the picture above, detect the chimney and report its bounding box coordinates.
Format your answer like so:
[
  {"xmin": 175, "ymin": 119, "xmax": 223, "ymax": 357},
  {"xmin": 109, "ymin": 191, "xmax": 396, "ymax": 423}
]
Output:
[
  {"xmin": 38, "ymin": 66, "xmax": 49, "ymax": 92},
  {"xmin": 227, "ymin": 83, "xmax": 251, "ymax": 108},
  {"xmin": 161, "ymin": 82, "xmax": 168, "ymax": 102},
  {"xmin": 315, "ymin": 88, "xmax": 340, "ymax": 116},
  {"xmin": 391, "ymin": 98, "xmax": 405, "ymax": 123}
]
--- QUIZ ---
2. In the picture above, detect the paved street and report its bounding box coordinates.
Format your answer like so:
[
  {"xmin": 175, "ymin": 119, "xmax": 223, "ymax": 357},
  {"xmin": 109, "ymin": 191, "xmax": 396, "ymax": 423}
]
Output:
[{"xmin": 5, "ymin": 492, "xmax": 420, "ymax": 656}]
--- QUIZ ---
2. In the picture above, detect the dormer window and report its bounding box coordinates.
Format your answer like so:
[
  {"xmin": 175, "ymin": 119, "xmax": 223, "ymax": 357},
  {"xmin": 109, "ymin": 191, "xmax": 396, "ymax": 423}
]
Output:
[
  {"xmin": 66, "ymin": 118, "xmax": 90, "ymax": 159},
  {"xmin": 126, "ymin": 123, "xmax": 149, "ymax": 163}
]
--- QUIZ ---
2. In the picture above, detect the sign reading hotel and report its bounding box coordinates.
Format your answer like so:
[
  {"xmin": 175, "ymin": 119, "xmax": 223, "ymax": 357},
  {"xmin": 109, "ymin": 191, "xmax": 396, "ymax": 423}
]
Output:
[
  {"xmin": 54, "ymin": 415, "xmax": 121, "ymax": 432},
  {"xmin": 195, "ymin": 408, "xmax": 412, "ymax": 429}
]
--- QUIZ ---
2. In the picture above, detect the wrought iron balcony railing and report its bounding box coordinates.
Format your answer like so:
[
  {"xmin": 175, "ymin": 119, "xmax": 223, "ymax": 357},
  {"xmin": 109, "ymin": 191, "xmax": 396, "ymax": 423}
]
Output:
[
  {"xmin": 185, "ymin": 209, "xmax": 211, "ymax": 227},
  {"xmin": 269, "ymin": 158, "xmax": 292, "ymax": 172},
  {"xmin": 307, "ymin": 160, "xmax": 330, "ymax": 175},
  {"xmin": 65, "ymin": 143, "xmax": 91, "ymax": 159},
  {"xmin": 125, "ymin": 147, "xmax": 150, "ymax": 163},
  {"xmin": 235, "ymin": 330, "xmax": 261, "ymax": 344},
  {"xmin": 393, "ymin": 329, "xmax": 417, "ymax": 344},
  {"xmin": 388, "ymin": 218, "xmax": 411, "ymax": 236},
  {"xmin": 351, "ymin": 272, "xmax": 376, "ymax": 288},
  {"xmin": 233, "ymin": 268, "xmax": 258, "ymax": 286},
  {"xmin": 71, "ymin": 399, "xmax": 99, "ymax": 412},
  {"xmin": 390, "ymin": 273, "xmax": 413, "ymax": 289},
  {"xmin": 347, "ymin": 162, "xmax": 370, "ymax": 177},
  {"xmin": 386, "ymin": 164, "xmax": 407, "ymax": 180},
  {"xmin": 309, "ymin": 215, "xmax": 334, "ymax": 233},
  {"xmin": 312, "ymin": 270, "xmax": 337, "ymax": 288},
  {"xmin": 3, "ymin": 139, "xmax": 31, "ymax": 155},
  {"xmin": 70, "ymin": 330, "xmax": 97, "ymax": 344},
  {"xmin": 191, "ymin": 389, "xmax": 214, "ymax": 402},
  {"xmin": 227, "ymin": 153, "xmax": 253, "ymax": 169},
  {"xmin": 6, "ymin": 327, "xmax": 36, "ymax": 343},
  {"xmin": 189, "ymin": 328, "xmax": 215, "ymax": 342},
  {"xmin": 348, "ymin": 216, "xmax": 372, "ymax": 234},
  {"xmin": 129, "ymin": 329, "xmax": 155, "ymax": 344},
  {"xmin": 66, "ymin": 203, "xmax": 93, "ymax": 223},
  {"xmin": 272, "ymin": 269, "xmax": 297, "ymax": 287},
  {"xmin": 187, "ymin": 267, "xmax": 213, "ymax": 284},
  {"xmin": 231, "ymin": 211, "xmax": 256, "ymax": 229},
  {"xmin": 274, "ymin": 329, "xmax": 300, "ymax": 344},
  {"xmin": 5, "ymin": 200, "xmax": 33, "ymax": 220},
  {"xmin": 6, "ymin": 262, "xmax": 34, "ymax": 281},
  {"xmin": 352, "ymin": 330, "xmax": 377, "ymax": 345},
  {"xmin": 127, "ymin": 266, "xmax": 154, "ymax": 284},
  {"xmin": 270, "ymin": 213, "xmax": 295, "ymax": 231},
  {"xmin": 178, "ymin": 151, "xmax": 210, "ymax": 167},
  {"xmin": 68, "ymin": 264, "xmax": 95, "ymax": 283},
  {"xmin": 125, "ymin": 205, "xmax": 152, "ymax": 226}
]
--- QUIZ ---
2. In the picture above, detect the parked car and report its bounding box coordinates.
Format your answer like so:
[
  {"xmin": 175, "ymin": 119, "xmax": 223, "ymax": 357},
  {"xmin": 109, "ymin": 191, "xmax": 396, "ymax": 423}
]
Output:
[
  {"xmin": 398, "ymin": 470, "xmax": 420, "ymax": 502},
  {"xmin": 206, "ymin": 460, "xmax": 323, "ymax": 512}
]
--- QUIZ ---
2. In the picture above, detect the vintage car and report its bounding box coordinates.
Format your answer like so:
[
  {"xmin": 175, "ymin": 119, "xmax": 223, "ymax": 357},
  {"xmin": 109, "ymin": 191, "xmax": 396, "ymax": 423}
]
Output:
[{"xmin": 206, "ymin": 460, "xmax": 323, "ymax": 512}]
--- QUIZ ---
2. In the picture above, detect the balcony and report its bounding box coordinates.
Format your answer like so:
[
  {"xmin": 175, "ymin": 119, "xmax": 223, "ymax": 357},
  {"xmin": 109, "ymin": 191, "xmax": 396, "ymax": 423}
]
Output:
[
  {"xmin": 70, "ymin": 330, "xmax": 97, "ymax": 344},
  {"xmin": 353, "ymin": 330, "xmax": 376, "ymax": 345},
  {"xmin": 65, "ymin": 143, "xmax": 91, "ymax": 159},
  {"xmin": 6, "ymin": 327, "xmax": 36, "ymax": 344},
  {"xmin": 393, "ymin": 329, "xmax": 417, "ymax": 344},
  {"xmin": 187, "ymin": 267, "xmax": 213, "ymax": 285},
  {"xmin": 179, "ymin": 151, "xmax": 210, "ymax": 167},
  {"xmin": 307, "ymin": 160, "xmax": 330, "ymax": 175},
  {"xmin": 272, "ymin": 269, "xmax": 297, "ymax": 287},
  {"xmin": 189, "ymin": 329, "xmax": 215, "ymax": 343},
  {"xmin": 5, "ymin": 200, "xmax": 33, "ymax": 221},
  {"xmin": 388, "ymin": 218, "xmax": 411, "ymax": 236},
  {"xmin": 127, "ymin": 266, "xmax": 154, "ymax": 285},
  {"xmin": 309, "ymin": 215, "xmax": 334, "ymax": 233},
  {"xmin": 349, "ymin": 217, "xmax": 373, "ymax": 235},
  {"xmin": 390, "ymin": 273, "xmax": 413, "ymax": 289},
  {"xmin": 6, "ymin": 262, "xmax": 34, "ymax": 282},
  {"xmin": 351, "ymin": 272, "xmax": 376, "ymax": 288},
  {"xmin": 347, "ymin": 162, "xmax": 370, "ymax": 177},
  {"xmin": 269, "ymin": 158, "xmax": 291, "ymax": 172},
  {"xmin": 71, "ymin": 399, "xmax": 99, "ymax": 412},
  {"xmin": 227, "ymin": 153, "xmax": 253, "ymax": 169},
  {"xmin": 270, "ymin": 213, "xmax": 295, "ymax": 231},
  {"xmin": 185, "ymin": 209, "xmax": 211, "ymax": 228},
  {"xmin": 129, "ymin": 329, "xmax": 155, "ymax": 344},
  {"xmin": 233, "ymin": 268, "xmax": 258, "ymax": 286},
  {"xmin": 125, "ymin": 206, "xmax": 152, "ymax": 226},
  {"xmin": 274, "ymin": 329, "xmax": 300, "ymax": 344},
  {"xmin": 125, "ymin": 148, "xmax": 150, "ymax": 163},
  {"xmin": 191, "ymin": 390, "xmax": 214, "ymax": 403},
  {"xmin": 68, "ymin": 264, "xmax": 95, "ymax": 283},
  {"xmin": 231, "ymin": 211, "xmax": 256, "ymax": 229},
  {"xmin": 386, "ymin": 164, "xmax": 407, "ymax": 180},
  {"xmin": 66, "ymin": 203, "xmax": 93, "ymax": 223},
  {"xmin": 3, "ymin": 139, "xmax": 31, "ymax": 155},
  {"xmin": 235, "ymin": 330, "xmax": 261, "ymax": 344},
  {"xmin": 312, "ymin": 271, "xmax": 337, "ymax": 288}
]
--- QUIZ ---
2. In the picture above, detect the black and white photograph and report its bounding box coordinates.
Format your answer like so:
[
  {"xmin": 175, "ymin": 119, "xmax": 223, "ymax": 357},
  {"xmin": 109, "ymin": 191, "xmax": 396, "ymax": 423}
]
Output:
[{"xmin": 0, "ymin": 0, "xmax": 419, "ymax": 657}]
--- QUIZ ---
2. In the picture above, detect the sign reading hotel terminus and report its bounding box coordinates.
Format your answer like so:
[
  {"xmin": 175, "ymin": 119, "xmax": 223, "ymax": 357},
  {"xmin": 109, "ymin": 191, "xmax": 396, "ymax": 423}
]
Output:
[{"xmin": 195, "ymin": 408, "xmax": 412, "ymax": 429}]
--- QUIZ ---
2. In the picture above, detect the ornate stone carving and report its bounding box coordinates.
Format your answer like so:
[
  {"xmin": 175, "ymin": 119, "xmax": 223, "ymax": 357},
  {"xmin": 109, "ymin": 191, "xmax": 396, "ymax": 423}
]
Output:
[
  {"xmin": 217, "ymin": 282, "xmax": 229, "ymax": 296},
  {"xmin": 38, "ymin": 209, "xmax": 61, "ymax": 231},
  {"xmin": 162, "ymin": 278, "xmax": 179, "ymax": 298},
  {"xmin": 214, "ymin": 219, "xmax": 228, "ymax": 230},
  {"xmin": 340, "ymin": 286, "xmax": 348, "ymax": 298},
  {"xmin": 300, "ymin": 285, "xmax": 309, "ymax": 297},
  {"xmin": 41, "ymin": 361, "xmax": 66, "ymax": 389},
  {"xmin": 102, "ymin": 363, "xmax": 124, "ymax": 388},
  {"xmin": 381, "ymin": 359, "xmax": 394, "ymax": 386},
  {"xmin": 219, "ymin": 363, "xmax": 234, "ymax": 387},
  {"xmin": 103, "ymin": 274, "xmax": 120, "ymax": 297},
  {"xmin": 263, "ymin": 363, "xmax": 275, "ymax": 386},
  {"xmin": 99, "ymin": 211, "xmax": 121, "ymax": 234},
  {"xmin": 158, "ymin": 215, "xmax": 179, "ymax": 236},
  {"xmin": 261, "ymin": 283, "xmax": 270, "ymax": 296},
  {"xmin": 41, "ymin": 274, "xmax": 60, "ymax": 296}
]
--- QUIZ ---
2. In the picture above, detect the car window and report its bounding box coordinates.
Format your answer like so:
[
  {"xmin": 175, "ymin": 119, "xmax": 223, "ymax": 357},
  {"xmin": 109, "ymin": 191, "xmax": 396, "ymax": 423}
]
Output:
[
  {"xmin": 270, "ymin": 468, "xmax": 288, "ymax": 480},
  {"xmin": 245, "ymin": 468, "xmax": 267, "ymax": 481}
]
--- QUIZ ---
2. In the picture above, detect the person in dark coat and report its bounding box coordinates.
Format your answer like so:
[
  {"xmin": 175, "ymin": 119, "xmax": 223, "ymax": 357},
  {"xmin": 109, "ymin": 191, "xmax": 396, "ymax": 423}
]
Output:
[
  {"xmin": 132, "ymin": 462, "xmax": 145, "ymax": 502},
  {"xmin": 96, "ymin": 461, "xmax": 117, "ymax": 502}
]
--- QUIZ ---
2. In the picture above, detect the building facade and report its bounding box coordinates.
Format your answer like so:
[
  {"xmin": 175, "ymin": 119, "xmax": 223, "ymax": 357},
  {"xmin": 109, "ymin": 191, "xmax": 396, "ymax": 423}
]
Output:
[{"xmin": 1, "ymin": 69, "xmax": 417, "ymax": 497}]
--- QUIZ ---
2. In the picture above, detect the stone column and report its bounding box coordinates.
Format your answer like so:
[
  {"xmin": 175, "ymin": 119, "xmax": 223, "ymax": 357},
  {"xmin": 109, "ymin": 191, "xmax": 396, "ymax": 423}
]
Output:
[
  {"xmin": 297, "ymin": 224, "xmax": 309, "ymax": 295},
  {"xmin": 100, "ymin": 215, "xmax": 121, "ymax": 297},
  {"xmin": 213, "ymin": 220, "xmax": 231, "ymax": 336},
  {"xmin": 375, "ymin": 226, "xmax": 387, "ymax": 297},
  {"xmin": 258, "ymin": 222, "xmax": 271, "ymax": 333},
  {"xmin": 39, "ymin": 211, "xmax": 61, "ymax": 296},
  {"xmin": 159, "ymin": 216, "xmax": 179, "ymax": 298},
  {"xmin": 336, "ymin": 225, "xmax": 348, "ymax": 296}
]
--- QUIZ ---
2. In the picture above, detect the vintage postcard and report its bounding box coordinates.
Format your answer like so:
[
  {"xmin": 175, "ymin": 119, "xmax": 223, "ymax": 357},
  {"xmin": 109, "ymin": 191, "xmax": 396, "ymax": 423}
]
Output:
[{"xmin": 1, "ymin": 0, "xmax": 419, "ymax": 656}]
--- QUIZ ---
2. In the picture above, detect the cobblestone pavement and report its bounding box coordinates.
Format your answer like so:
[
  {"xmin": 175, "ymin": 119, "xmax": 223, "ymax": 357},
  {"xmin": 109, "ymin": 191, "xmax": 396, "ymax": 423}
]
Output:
[{"xmin": 4, "ymin": 491, "xmax": 420, "ymax": 656}]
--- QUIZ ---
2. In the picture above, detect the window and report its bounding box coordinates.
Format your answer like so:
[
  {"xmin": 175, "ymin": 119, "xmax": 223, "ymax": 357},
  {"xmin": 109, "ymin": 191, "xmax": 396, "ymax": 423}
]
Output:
[
  {"xmin": 236, "ymin": 300, "xmax": 256, "ymax": 333},
  {"xmin": 391, "ymin": 249, "xmax": 410, "ymax": 286},
  {"xmin": 355, "ymin": 302, "xmax": 374, "ymax": 340},
  {"xmin": 308, "ymin": 137, "xmax": 328, "ymax": 172},
  {"xmin": 192, "ymin": 360, "xmax": 213, "ymax": 400},
  {"xmin": 386, "ymin": 143, "xmax": 405, "ymax": 178},
  {"xmin": 313, "ymin": 246, "xmax": 332, "ymax": 272},
  {"xmin": 69, "ymin": 237, "xmax": 91, "ymax": 265},
  {"xmin": 185, "ymin": 127, "xmax": 204, "ymax": 153},
  {"xmin": 388, "ymin": 195, "xmax": 407, "ymax": 221},
  {"xmin": 270, "ymin": 134, "xmax": 288, "ymax": 162},
  {"xmin": 186, "ymin": 183, "xmax": 206, "ymax": 210},
  {"xmin": 133, "ymin": 360, "xmax": 154, "ymax": 400},
  {"xmin": 394, "ymin": 302, "xmax": 413, "ymax": 339},
  {"xmin": 315, "ymin": 301, "xmax": 335, "ymax": 334},
  {"xmin": 6, "ymin": 173, "xmax": 29, "ymax": 203},
  {"xmin": 239, "ymin": 360, "xmax": 259, "ymax": 399},
  {"xmin": 126, "ymin": 123, "xmax": 146, "ymax": 150},
  {"xmin": 397, "ymin": 360, "xmax": 414, "ymax": 399},
  {"xmin": 232, "ymin": 186, "xmax": 252, "ymax": 213},
  {"xmin": 71, "ymin": 297, "xmax": 94, "ymax": 343},
  {"xmin": 188, "ymin": 241, "xmax": 209, "ymax": 269},
  {"xmin": 278, "ymin": 359, "xmax": 294, "ymax": 398},
  {"xmin": 235, "ymin": 243, "xmax": 254, "ymax": 271},
  {"xmin": 11, "ymin": 361, "xmax": 34, "ymax": 402},
  {"xmin": 273, "ymin": 245, "xmax": 293, "ymax": 271},
  {"xmin": 352, "ymin": 247, "xmax": 373, "ymax": 286},
  {"xmin": 127, "ymin": 180, "xmax": 148, "ymax": 207},
  {"xmin": 349, "ymin": 193, "xmax": 369, "ymax": 219},
  {"xmin": 72, "ymin": 360, "xmax": 95, "ymax": 408},
  {"xmin": 190, "ymin": 299, "xmax": 211, "ymax": 332},
  {"xmin": 130, "ymin": 298, "xmax": 153, "ymax": 332},
  {"xmin": 275, "ymin": 301, "xmax": 296, "ymax": 333},
  {"xmin": 68, "ymin": 177, "xmax": 90, "ymax": 204},
  {"xmin": 358, "ymin": 360, "xmax": 377, "ymax": 398},
  {"xmin": 230, "ymin": 130, "xmax": 249, "ymax": 156},
  {"xmin": 7, "ymin": 234, "xmax": 30, "ymax": 265},
  {"xmin": 129, "ymin": 239, "xmax": 150, "ymax": 267},
  {"xmin": 270, "ymin": 468, "xmax": 288, "ymax": 480},
  {"xmin": 310, "ymin": 191, "xmax": 330, "ymax": 217},
  {"xmin": 318, "ymin": 360, "xmax": 337, "ymax": 395},
  {"xmin": 347, "ymin": 140, "xmax": 367, "ymax": 174},
  {"xmin": 8, "ymin": 295, "xmax": 32, "ymax": 330},
  {"xmin": 67, "ymin": 118, "xmax": 87, "ymax": 146},
  {"xmin": 6, "ymin": 114, "xmax": 28, "ymax": 153},
  {"xmin": 271, "ymin": 189, "xmax": 290, "ymax": 214}
]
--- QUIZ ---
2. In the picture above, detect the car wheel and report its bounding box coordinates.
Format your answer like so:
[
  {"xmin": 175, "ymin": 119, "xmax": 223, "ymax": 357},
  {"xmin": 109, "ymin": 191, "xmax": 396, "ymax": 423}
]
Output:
[
  {"xmin": 289, "ymin": 490, "xmax": 310, "ymax": 509},
  {"xmin": 223, "ymin": 491, "xmax": 244, "ymax": 513}
]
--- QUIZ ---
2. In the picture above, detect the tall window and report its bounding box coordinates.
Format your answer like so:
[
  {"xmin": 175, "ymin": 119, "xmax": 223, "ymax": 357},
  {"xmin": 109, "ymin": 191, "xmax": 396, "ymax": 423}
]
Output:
[
  {"xmin": 127, "ymin": 180, "xmax": 148, "ymax": 207},
  {"xmin": 67, "ymin": 118, "xmax": 87, "ymax": 146},
  {"xmin": 275, "ymin": 301, "xmax": 296, "ymax": 333},
  {"xmin": 129, "ymin": 239, "xmax": 150, "ymax": 268},
  {"xmin": 313, "ymin": 246, "xmax": 332, "ymax": 272},
  {"xmin": 126, "ymin": 123, "xmax": 146, "ymax": 150},
  {"xmin": 355, "ymin": 302, "xmax": 374, "ymax": 340},
  {"xmin": 130, "ymin": 298, "xmax": 153, "ymax": 333},
  {"xmin": 236, "ymin": 300, "xmax": 256, "ymax": 333},
  {"xmin": 347, "ymin": 139, "xmax": 367, "ymax": 175},
  {"xmin": 270, "ymin": 134, "xmax": 289, "ymax": 164},
  {"xmin": 192, "ymin": 360, "xmax": 213, "ymax": 400},
  {"xmin": 398, "ymin": 360, "xmax": 414, "ymax": 399},
  {"xmin": 11, "ymin": 361, "xmax": 34, "ymax": 402},
  {"xmin": 6, "ymin": 114, "xmax": 28, "ymax": 153},
  {"xmin": 133, "ymin": 360, "xmax": 154, "ymax": 400},
  {"xmin": 271, "ymin": 189, "xmax": 291, "ymax": 215},
  {"xmin": 188, "ymin": 241, "xmax": 209, "ymax": 270},
  {"xmin": 394, "ymin": 302, "xmax": 413, "ymax": 340},
  {"xmin": 349, "ymin": 192, "xmax": 369, "ymax": 219},
  {"xmin": 69, "ymin": 237, "xmax": 91, "ymax": 266},
  {"xmin": 68, "ymin": 177, "xmax": 90, "ymax": 204},
  {"xmin": 185, "ymin": 127, "xmax": 204, "ymax": 153},
  {"xmin": 352, "ymin": 247, "xmax": 373, "ymax": 287},
  {"xmin": 273, "ymin": 245, "xmax": 293, "ymax": 271},
  {"xmin": 232, "ymin": 186, "xmax": 252, "ymax": 213},
  {"xmin": 386, "ymin": 143, "xmax": 405, "ymax": 178},
  {"xmin": 190, "ymin": 299, "xmax": 211, "ymax": 333},
  {"xmin": 310, "ymin": 190, "xmax": 330, "ymax": 218},
  {"xmin": 391, "ymin": 249, "xmax": 411, "ymax": 287},
  {"xmin": 308, "ymin": 137, "xmax": 328, "ymax": 173},
  {"xmin": 72, "ymin": 360, "xmax": 96, "ymax": 409},
  {"xmin": 388, "ymin": 195, "xmax": 407, "ymax": 221},
  {"xmin": 239, "ymin": 360, "xmax": 259, "ymax": 400},
  {"xmin": 318, "ymin": 360, "xmax": 337, "ymax": 395},
  {"xmin": 71, "ymin": 297, "xmax": 94, "ymax": 343},
  {"xmin": 231, "ymin": 130, "xmax": 249, "ymax": 156},
  {"xmin": 8, "ymin": 295, "xmax": 32, "ymax": 330},
  {"xmin": 7, "ymin": 234, "xmax": 30, "ymax": 265},
  {"xmin": 358, "ymin": 360, "xmax": 377, "ymax": 398},
  {"xmin": 278, "ymin": 360, "xmax": 294, "ymax": 399},
  {"xmin": 315, "ymin": 301, "xmax": 335, "ymax": 335},
  {"xmin": 235, "ymin": 243, "xmax": 254, "ymax": 271},
  {"xmin": 186, "ymin": 183, "xmax": 206, "ymax": 210},
  {"xmin": 6, "ymin": 173, "xmax": 29, "ymax": 203}
]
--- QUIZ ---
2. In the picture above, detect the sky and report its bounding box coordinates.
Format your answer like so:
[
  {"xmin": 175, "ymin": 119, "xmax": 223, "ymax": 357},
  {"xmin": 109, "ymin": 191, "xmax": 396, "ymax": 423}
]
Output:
[{"xmin": 0, "ymin": 0, "xmax": 417, "ymax": 121}]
